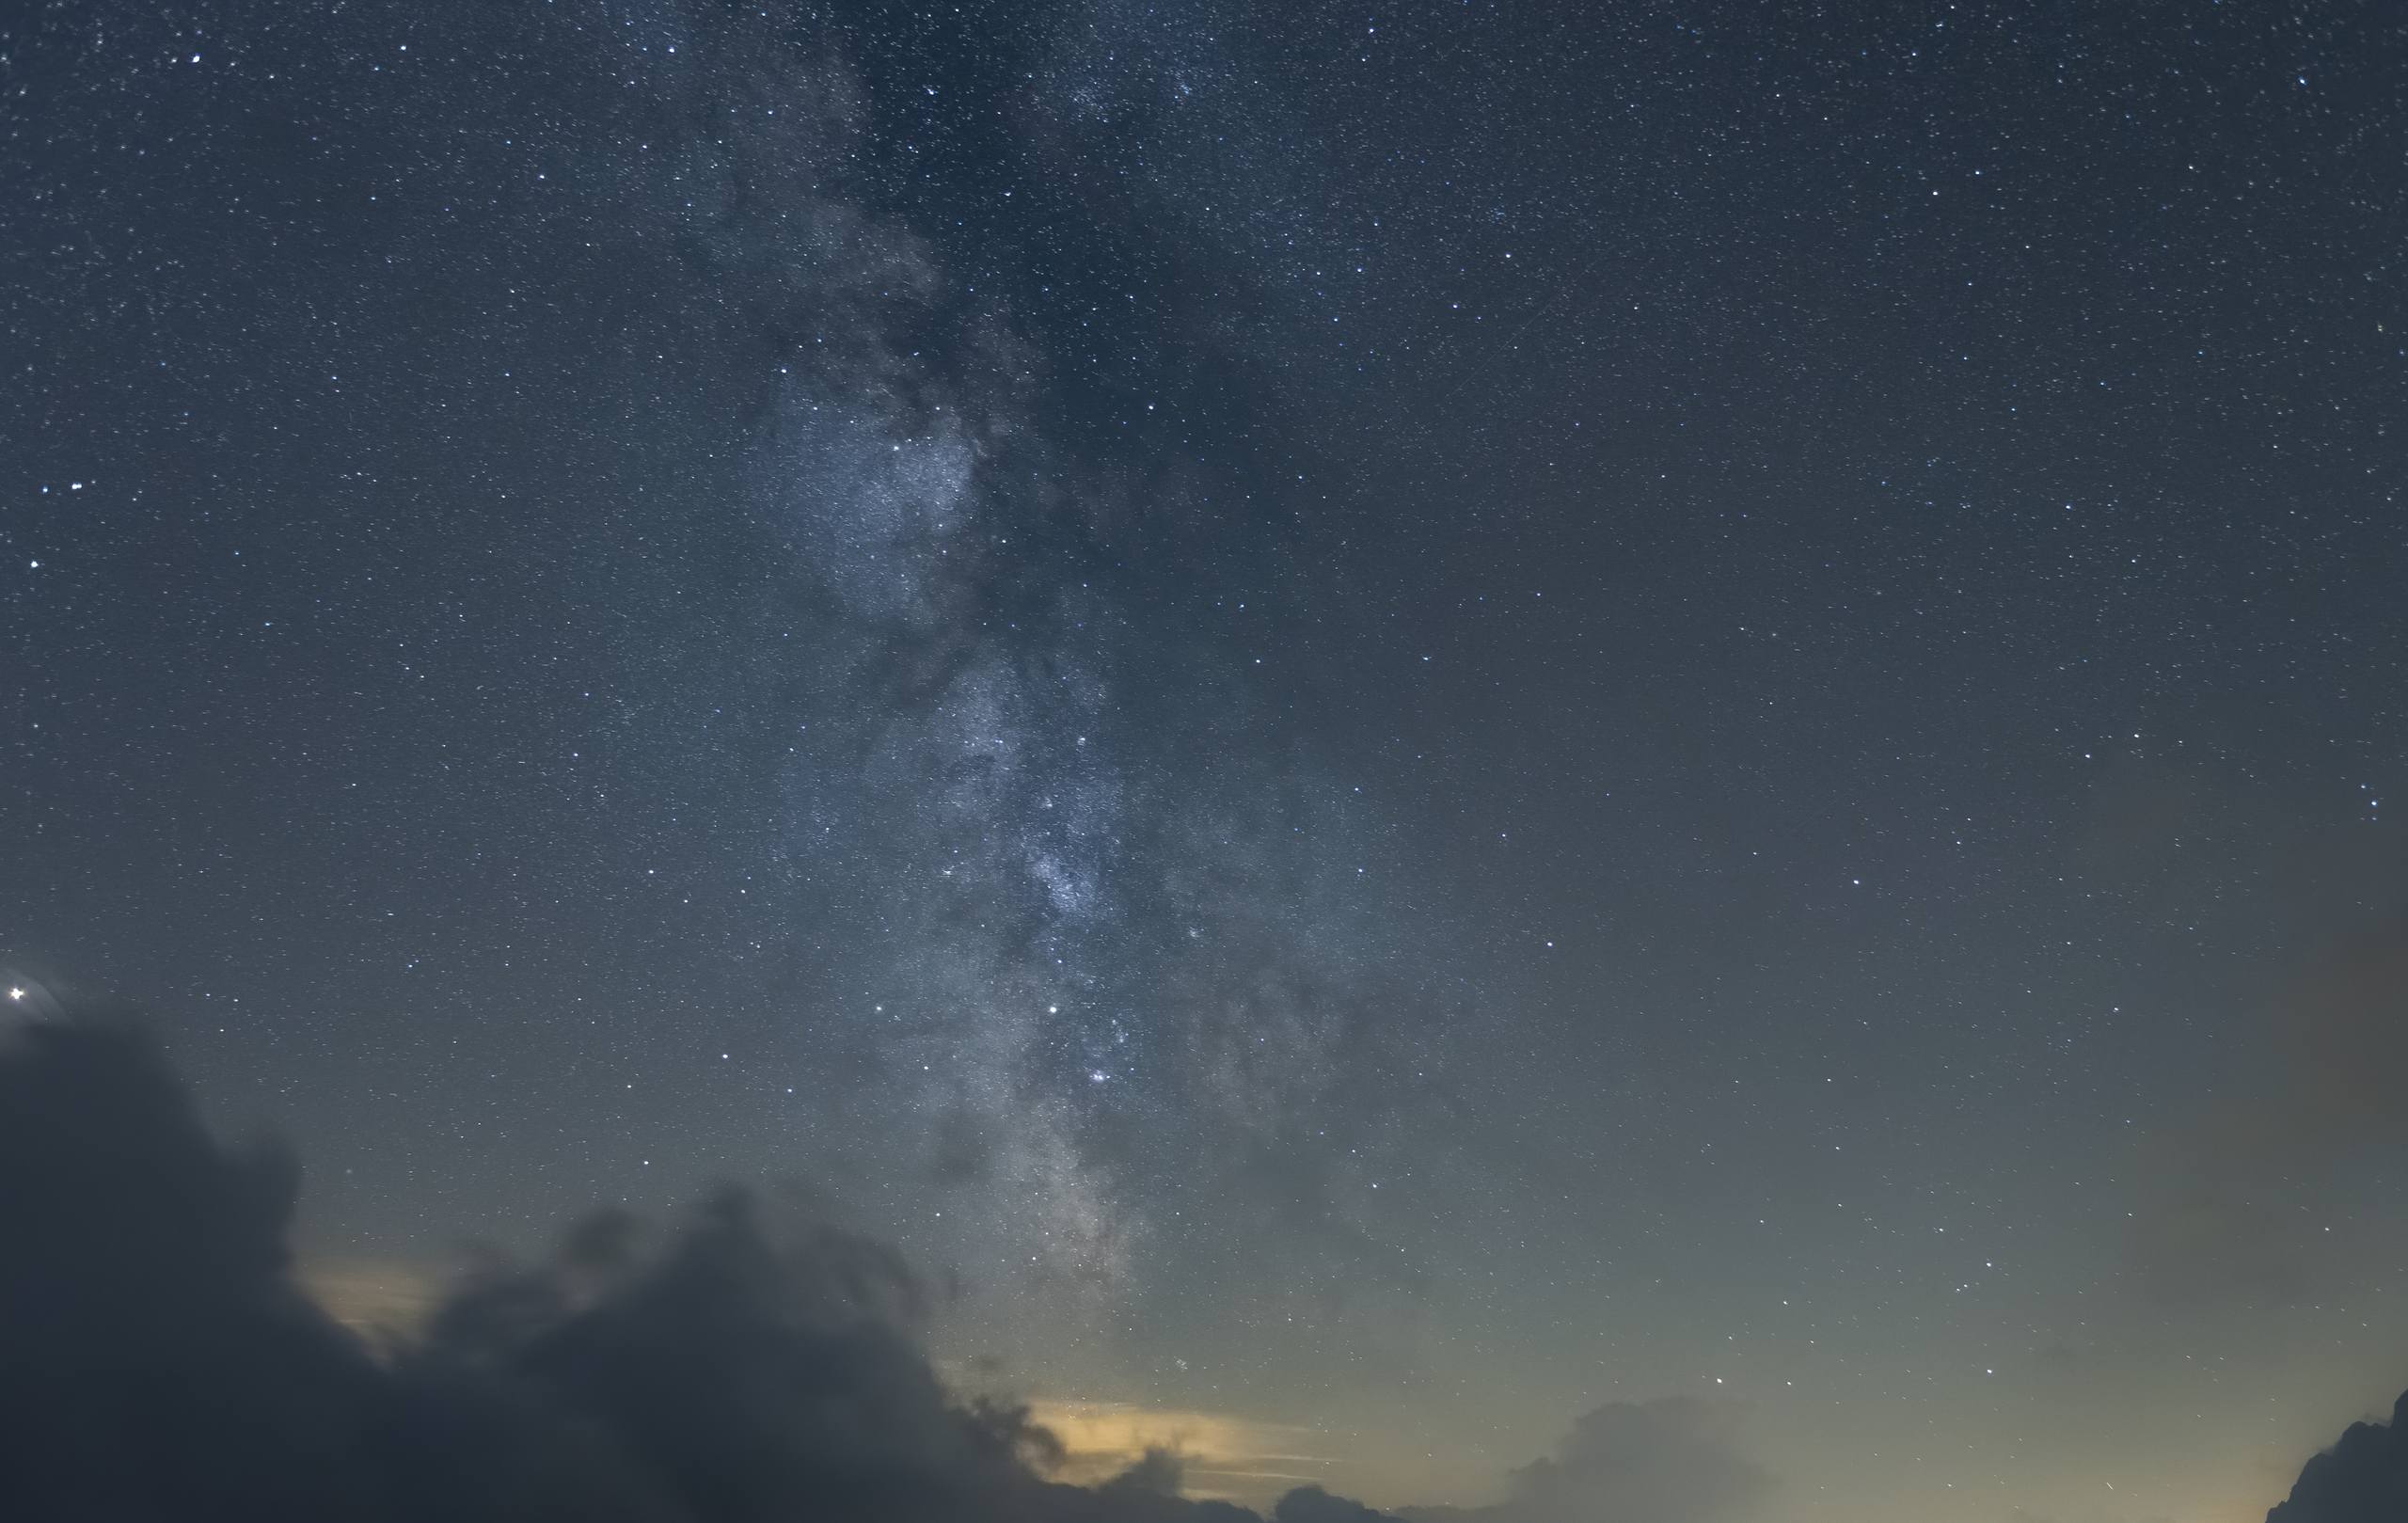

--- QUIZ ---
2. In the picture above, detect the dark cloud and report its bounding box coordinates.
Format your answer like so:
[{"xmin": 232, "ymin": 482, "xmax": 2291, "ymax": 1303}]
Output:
[
  {"xmin": 0, "ymin": 1007, "xmax": 660, "ymax": 1522},
  {"xmin": 0, "ymin": 1007, "xmax": 1374, "ymax": 1523},
  {"xmin": 2129, "ymin": 925, "xmax": 2408, "ymax": 1306},
  {"xmin": 2265, "ymin": 1389, "xmax": 2408, "ymax": 1523},
  {"xmin": 1275, "ymin": 1485, "xmax": 1405, "ymax": 1523},
  {"xmin": 1400, "ymin": 1398, "xmax": 1769, "ymax": 1523}
]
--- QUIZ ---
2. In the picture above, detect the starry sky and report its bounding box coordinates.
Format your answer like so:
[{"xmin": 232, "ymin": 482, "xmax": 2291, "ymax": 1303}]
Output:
[{"xmin": 5, "ymin": 3, "xmax": 2406, "ymax": 1520}]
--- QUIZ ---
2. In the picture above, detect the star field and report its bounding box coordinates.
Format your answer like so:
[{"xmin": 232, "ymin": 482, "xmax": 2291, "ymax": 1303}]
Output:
[{"xmin": 4, "ymin": 4, "xmax": 2405, "ymax": 1520}]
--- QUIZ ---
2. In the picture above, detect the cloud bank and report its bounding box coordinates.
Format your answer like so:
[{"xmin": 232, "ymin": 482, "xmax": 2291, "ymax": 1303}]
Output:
[
  {"xmin": 11, "ymin": 996, "xmax": 2398, "ymax": 1523},
  {"xmin": 0, "ymin": 1004, "xmax": 1748, "ymax": 1523},
  {"xmin": 0, "ymin": 1009, "xmax": 1279, "ymax": 1522}
]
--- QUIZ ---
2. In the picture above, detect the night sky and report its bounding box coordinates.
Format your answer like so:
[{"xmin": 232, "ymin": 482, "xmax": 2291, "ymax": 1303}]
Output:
[{"xmin": 6, "ymin": 3, "xmax": 2406, "ymax": 1520}]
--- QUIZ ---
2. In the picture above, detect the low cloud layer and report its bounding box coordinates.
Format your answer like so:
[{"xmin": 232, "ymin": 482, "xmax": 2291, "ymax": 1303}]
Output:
[
  {"xmin": 0, "ymin": 1010, "xmax": 1272, "ymax": 1522},
  {"xmin": 0, "ymin": 1005, "xmax": 1780, "ymax": 1523},
  {"xmin": 4, "ymin": 999, "xmax": 2396, "ymax": 1523}
]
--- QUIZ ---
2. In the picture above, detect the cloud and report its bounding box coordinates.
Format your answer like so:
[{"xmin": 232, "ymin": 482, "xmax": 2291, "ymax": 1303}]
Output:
[
  {"xmin": 2264, "ymin": 1388, "xmax": 2408, "ymax": 1523},
  {"xmin": 1399, "ymin": 1399, "xmax": 1769, "ymax": 1523},
  {"xmin": 0, "ymin": 1007, "xmax": 666, "ymax": 1521},
  {"xmin": 2128, "ymin": 924, "xmax": 2408, "ymax": 1306},
  {"xmin": 1278, "ymin": 1487, "xmax": 1409, "ymax": 1523},
  {"xmin": 0, "ymin": 1006, "xmax": 654, "ymax": 1521},
  {"xmin": 0, "ymin": 1000, "xmax": 1786, "ymax": 1523},
  {"xmin": 0, "ymin": 1007, "xmax": 1377, "ymax": 1523}
]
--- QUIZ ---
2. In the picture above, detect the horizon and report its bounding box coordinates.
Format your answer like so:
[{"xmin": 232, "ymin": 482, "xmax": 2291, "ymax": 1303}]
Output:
[{"xmin": 0, "ymin": 1000, "xmax": 2400, "ymax": 1521}]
